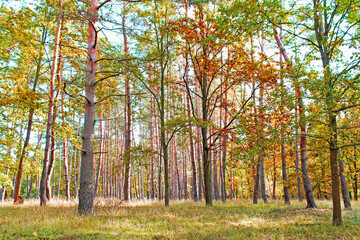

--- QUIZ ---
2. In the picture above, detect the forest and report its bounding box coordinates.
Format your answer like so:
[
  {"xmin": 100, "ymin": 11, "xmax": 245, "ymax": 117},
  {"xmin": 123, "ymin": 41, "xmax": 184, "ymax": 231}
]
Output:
[{"xmin": 0, "ymin": 0, "xmax": 360, "ymax": 238}]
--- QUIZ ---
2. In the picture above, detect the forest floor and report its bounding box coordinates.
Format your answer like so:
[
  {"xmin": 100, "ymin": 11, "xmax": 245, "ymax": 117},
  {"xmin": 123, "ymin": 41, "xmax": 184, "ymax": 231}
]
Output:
[{"xmin": 0, "ymin": 199, "xmax": 359, "ymax": 239}]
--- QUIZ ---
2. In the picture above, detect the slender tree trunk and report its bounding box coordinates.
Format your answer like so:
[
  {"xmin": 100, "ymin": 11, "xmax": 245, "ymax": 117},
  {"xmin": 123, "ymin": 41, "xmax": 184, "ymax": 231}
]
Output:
[
  {"xmin": 253, "ymin": 156, "xmax": 261, "ymax": 204},
  {"xmin": 174, "ymin": 138, "xmax": 181, "ymax": 200},
  {"xmin": 78, "ymin": 0, "xmax": 99, "ymax": 215},
  {"xmin": 46, "ymin": 110, "xmax": 57, "ymax": 201},
  {"xmin": 39, "ymin": 0, "xmax": 62, "ymax": 206},
  {"xmin": 221, "ymin": 92, "xmax": 228, "ymax": 203},
  {"xmin": 281, "ymin": 138, "xmax": 290, "ymax": 204},
  {"xmin": 11, "ymin": 175, "xmax": 16, "ymax": 199},
  {"xmin": 295, "ymin": 105, "xmax": 303, "ymax": 201},
  {"xmin": 202, "ymin": 125, "xmax": 211, "ymax": 206},
  {"xmin": 338, "ymin": 158, "xmax": 351, "ymax": 209},
  {"xmin": 259, "ymin": 87, "xmax": 268, "ymax": 204},
  {"xmin": 260, "ymin": 157, "xmax": 268, "ymax": 203},
  {"xmin": 140, "ymin": 166, "xmax": 144, "ymax": 200},
  {"xmin": 156, "ymin": 116, "xmax": 163, "ymax": 200},
  {"xmin": 63, "ymin": 138, "xmax": 70, "ymax": 200},
  {"xmin": 35, "ymin": 177, "xmax": 39, "ymax": 199},
  {"xmin": 354, "ymin": 160, "xmax": 358, "ymax": 201},
  {"xmin": 57, "ymin": 144, "xmax": 61, "ymax": 198},
  {"xmin": 329, "ymin": 113, "xmax": 341, "ymax": 225},
  {"xmin": 1, "ymin": 169, "xmax": 9, "ymax": 201},
  {"xmin": 122, "ymin": 2, "xmax": 131, "ymax": 202},
  {"xmin": 274, "ymin": 29, "xmax": 316, "ymax": 208},
  {"xmin": 94, "ymin": 112, "xmax": 103, "ymax": 197},
  {"xmin": 74, "ymin": 116, "xmax": 81, "ymax": 199},
  {"xmin": 26, "ymin": 176, "xmax": 33, "ymax": 199},
  {"xmin": 196, "ymin": 86, "xmax": 202, "ymax": 201},
  {"xmin": 187, "ymin": 91, "xmax": 198, "ymax": 201},
  {"xmin": 183, "ymin": 143, "xmax": 188, "ymax": 199},
  {"xmin": 230, "ymin": 150, "xmax": 234, "ymax": 199},
  {"xmin": 272, "ymin": 148, "xmax": 276, "ymax": 200},
  {"xmin": 52, "ymin": 166, "xmax": 55, "ymax": 198},
  {"xmin": 299, "ymin": 96, "xmax": 317, "ymax": 209},
  {"xmin": 280, "ymin": 44, "xmax": 290, "ymax": 205},
  {"xmin": 212, "ymin": 149, "xmax": 219, "ymax": 201},
  {"xmin": 161, "ymin": 71, "xmax": 169, "ymax": 206},
  {"xmin": 15, "ymin": 27, "xmax": 47, "ymax": 204},
  {"xmin": 150, "ymin": 98, "xmax": 155, "ymax": 200},
  {"xmin": 314, "ymin": 7, "xmax": 341, "ymax": 223}
]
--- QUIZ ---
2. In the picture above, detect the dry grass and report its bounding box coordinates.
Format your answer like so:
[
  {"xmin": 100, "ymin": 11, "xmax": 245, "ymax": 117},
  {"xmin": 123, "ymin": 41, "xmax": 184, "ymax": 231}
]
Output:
[{"xmin": 0, "ymin": 198, "xmax": 359, "ymax": 239}]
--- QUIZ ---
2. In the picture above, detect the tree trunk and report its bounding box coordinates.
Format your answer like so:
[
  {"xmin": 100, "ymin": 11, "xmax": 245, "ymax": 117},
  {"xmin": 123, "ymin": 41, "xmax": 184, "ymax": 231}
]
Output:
[
  {"xmin": 78, "ymin": 0, "xmax": 99, "ymax": 215},
  {"xmin": 122, "ymin": 2, "xmax": 131, "ymax": 202},
  {"xmin": 94, "ymin": 112, "xmax": 103, "ymax": 197},
  {"xmin": 230, "ymin": 151, "xmax": 234, "ymax": 199},
  {"xmin": 26, "ymin": 175, "xmax": 33, "ymax": 199},
  {"xmin": 274, "ymin": 29, "xmax": 316, "ymax": 208},
  {"xmin": 299, "ymin": 106, "xmax": 317, "ymax": 209},
  {"xmin": 57, "ymin": 144, "xmax": 61, "ymax": 198},
  {"xmin": 183, "ymin": 143, "xmax": 188, "ymax": 199},
  {"xmin": 161, "ymin": 70, "xmax": 169, "ymax": 206},
  {"xmin": 46, "ymin": 124, "xmax": 56, "ymax": 200},
  {"xmin": 272, "ymin": 149, "xmax": 276, "ymax": 200},
  {"xmin": 0, "ymin": 169, "xmax": 9, "ymax": 201},
  {"xmin": 253, "ymin": 157, "xmax": 261, "ymax": 204},
  {"xmin": 354, "ymin": 160, "xmax": 358, "ymax": 201},
  {"xmin": 150, "ymin": 98, "xmax": 155, "ymax": 200},
  {"xmin": 329, "ymin": 113, "xmax": 341, "ymax": 225},
  {"xmin": 338, "ymin": 158, "xmax": 351, "ymax": 209},
  {"xmin": 202, "ymin": 125, "xmax": 212, "ymax": 206},
  {"xmin": 35, "ymin": 177, "xmax": 39, "ymax": 199},
  {"xmin": 196, "ymin": 86, "xmax": 202, "ymax": 201},
  {"xmin": 212, "ymin": 149, "xmax": 219, "ymax": 200},
  {"xmin": 187, "ymin": 91, "xmax": 198, "ymax": 201},
  {"xmin": 40, "ymin": 0, "xmax": 62, "ymax": 206},
  {"xmin": 74, "ymin": 116, "xmax": 81, "ymax": 199},
  {"xmin": 220, "ymin": 93, "xmax": 228, "ymax": 203},
  {"xmin": 259, "ymin": 86, "xmax": 268, "ymax": 204},
  {"xmin": 260, "ymin": 156, "xmax": 268, "ymax": 203},
  {"xmin": 63, "ymin": 138, "xmax": 70, "ymax": 200},
  {"xmin": 14, "ymin": 27, "xmax": 47, "ymax": 204},
  {"xmin": 295, "ymin": 105, "xmax": 303, "ymax": 201},
  {"xmin": 280, "ymin": 46, "xmax": 290, "ymax": 205}
]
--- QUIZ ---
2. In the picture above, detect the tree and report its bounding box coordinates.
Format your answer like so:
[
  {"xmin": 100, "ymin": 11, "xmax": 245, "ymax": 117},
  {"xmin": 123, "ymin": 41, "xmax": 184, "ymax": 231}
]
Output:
[{"xmin": 40, "ymin": 0, "xmax": 62, "ymax": 207}]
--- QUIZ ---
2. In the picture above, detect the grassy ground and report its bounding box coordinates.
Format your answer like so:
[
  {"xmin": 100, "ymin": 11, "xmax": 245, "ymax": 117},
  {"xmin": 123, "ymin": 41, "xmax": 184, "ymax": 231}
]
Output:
[{"xmin": 0, "ymin": 199, "xmax": 359, "ymax": 239}]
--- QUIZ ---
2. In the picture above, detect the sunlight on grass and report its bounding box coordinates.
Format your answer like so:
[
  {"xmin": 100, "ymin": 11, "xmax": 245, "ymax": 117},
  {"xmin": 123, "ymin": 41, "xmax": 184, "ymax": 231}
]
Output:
[{"xmin": 0, "ymin": 199, "xmax": 359, "ymax": 239}]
